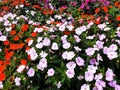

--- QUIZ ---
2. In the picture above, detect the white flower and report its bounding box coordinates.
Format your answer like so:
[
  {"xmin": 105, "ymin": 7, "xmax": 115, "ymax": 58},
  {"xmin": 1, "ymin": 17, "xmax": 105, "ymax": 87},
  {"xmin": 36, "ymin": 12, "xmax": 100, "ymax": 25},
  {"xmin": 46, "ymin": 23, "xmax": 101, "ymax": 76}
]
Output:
[
  {"xmin": 74, "ymin": 46, "xmax": 81, "ymax": 52},
  {"xmin": 75, "ymin": 57, "xmax": 85, "ymax": 66},
  {"xmin": 47, "ymin": 68, "xmax": 55, "ymax": 76},
  {"xmin": 30, "ymin": 52, "xmax": 38, "ymax": 61},
  {"xmin": 0, "ymin": 17, "xmax": 3, "ymax": 22},
  {"xmin": 43, "ymin": 38, "xmax": 51, "ymax": 46},
  {"xmin": 30, "ymin": 11, "xmax": 36, "ymax": 16},
  {"xmin": 62, "ymin": 42, "xmax": 71, "ymax": 49},
  {"xmin": 85, "ymin": 71, "xmax": 94, "ymax": 81},
  {"xmin": 74, "ymin": 35, "xmax": 81, "ymax": 42},
  {"xmin": 86, "ymin": 35, "xmax": 95, "ymax": 40},
  {"xmin": 6, "ymin": 27, "xmax": 12, "ymax": 32},
  {"xmin": 85, "ymin": 47, "xmax": 95, "ymax": 56},
  {"xmin": 94, "ymin": 73, "xmax": 103, "ymax": 80},
  {"xmin": 28, "ymin": 40, "xmax": 33, "ymax": 46},
  {"xmin": 98, "ymin": 34, "xmax": 106, "ymax": 41},
  {"xmin": 0, "ymin": 35, "xmax": 7, "ymax": 41},
  {"xmin": 51, "ymin": 42, "xmax": 59, "ymax": 50},
  {"xmin": 66, "ymin": 61, "xmax": 76, "ymax": 69},
  {"xmin": 98, "ymin": 23, "xmax": 107, "ymax": 30},
  {"xmin": 107, "ymin": 52, "xmax": 118, "ymax": 60},
  {"xmin": 37, "ymin": 58, "xmax": 47, "ymax": 71},
  {"xmin": 75, "ymin": 27, "xmax": 82, "ymax": 35},
  {"xmin": 104, "ymin": 27, "xmax": 110, "ymax": 31},
  {"xmin": 19, "ymin": 4, "xmax": 24, "ymax": 8},
  {"xmin": 37, "ymin": 37, "xmax": 43, "ymax": 43},
  {"xmin": 27, "ymin": 67, "xmax": 35, "ymax": 77},
  {"xmin": 59, "ymin": 24, "xmax": 65, "ymax": 31},
  {"xmin": 56, "ymin": 81, "xmax": 61, "ymax": 89},
  {"xmin": 105, "ymin": 68, "xmax": 115, "ymax": 81},
  {"xmin": 16, "ymin": 65, "xmax": 25, "ymax": 73},
  {"xmin": 0, "ymin": 82, "xmax": 3, "ymax": 89},
  {"xmin": 87, "ymin": 65, "xmax": 98, "ymax": 74},
  {"xmin": 34, "ymin": 28, "xmax": 43, "ymax": 33},
  {"xmin": 14, "ymin": 77, "xmax": 21, "ymax": 86},
  {"xmin": 80, "ymin": 84, "xmax": 90, "ymax": 90},
  {"xmin": 35, "ymin": 43, "xmax": 43, "ymax": 49},
  {"xmin": 66, "ymin": 68, "xmax": 75, "ymax": 78},
  {"xmin": 66, "ymin": 25, "xmax": 74, "ymax": 31},
  {"xmin": 97, "ymin": 53, "xmax": 103, "ymax": 61},
  {"xmin": 40, "ymin": 51, "xmax": 48, "ymax": 58}
]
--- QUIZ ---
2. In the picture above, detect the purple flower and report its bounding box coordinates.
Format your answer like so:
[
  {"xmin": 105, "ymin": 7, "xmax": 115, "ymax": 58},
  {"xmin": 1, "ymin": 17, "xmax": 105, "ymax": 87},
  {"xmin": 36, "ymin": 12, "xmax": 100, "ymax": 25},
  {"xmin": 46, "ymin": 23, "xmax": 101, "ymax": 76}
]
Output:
[
  {"xmin": 108, "ymin": 80, "xmax": 117, "ymax": 87},
  {"xmin": 89, "ymin": 58, "xmax": 96, "ymax": 65},
  {"xmin": 0, "ymin": 31, "xmax": 2, "ymax": 36}
]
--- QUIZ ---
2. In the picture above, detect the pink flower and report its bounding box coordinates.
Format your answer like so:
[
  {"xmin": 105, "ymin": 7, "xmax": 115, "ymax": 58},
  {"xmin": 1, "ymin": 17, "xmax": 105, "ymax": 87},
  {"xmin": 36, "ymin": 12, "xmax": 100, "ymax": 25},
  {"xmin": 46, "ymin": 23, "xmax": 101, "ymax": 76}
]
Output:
[
  {"xmin": 105, "ymin": 68, "xmax": 115, "ymax": 81},
  {"xmin": 27, "ymin": 67, "xmax": 35, "ymax": 77}
]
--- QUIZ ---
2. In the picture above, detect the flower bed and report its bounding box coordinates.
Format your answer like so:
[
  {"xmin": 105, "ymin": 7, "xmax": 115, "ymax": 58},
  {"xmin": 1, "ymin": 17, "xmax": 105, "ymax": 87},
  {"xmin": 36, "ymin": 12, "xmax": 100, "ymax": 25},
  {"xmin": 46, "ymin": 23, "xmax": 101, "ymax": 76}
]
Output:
[{"xmin": 0, "ymin": 0, "xmax": 120, "ymax": 90}]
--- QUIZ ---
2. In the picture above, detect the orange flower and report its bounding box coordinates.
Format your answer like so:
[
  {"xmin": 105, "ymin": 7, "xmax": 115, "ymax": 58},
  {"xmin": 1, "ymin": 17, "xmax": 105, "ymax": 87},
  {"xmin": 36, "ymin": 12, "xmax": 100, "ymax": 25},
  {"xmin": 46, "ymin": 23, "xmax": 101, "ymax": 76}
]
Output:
[
  {"xmin": 114, "ymin": 1, "xmax": 119, "ymax": 7},
  {"xmin": 10, "ymin": 30, "xmax": 16, "ymax": 35},
  {"xmin": 0, "ymin": 73, "xmax": 6, "ymax": 81},
  {"xmin": 11, "ymin": 24, "xmax": 16, "ymax": 29},
  {"xmin": 26, "ymin": 38, "xmax": 32, "ymax": 43},
  {"xmin": 116, "ymin": 16, "xmax": 120, "ymax": 21},
  {"xmin": 9, "ymin": 43, "xmax": 24, "ymax": 50},
  {"xmin": 5, "ymin": 51, "xmax": 14, "ymax": 60},
  {"xmin": 31, "ymin": 32, "xmax": 37, "ymax": 37},
  {"xmin": 0, "ymin": 65, "xmax": 6, "ymax": 73},
  {"xmin": 14, "ymin": 36, "xmax": 19, "ymax": 41},
  {"xmin": 20, "ymin": 59, "xmax": 27, "ymax": 66},
  {"xmin": 4, "ymin": 40, "xmax": 9, "ymax": 46},
  {"xmin": 21, "ymin": 24, "xmax": 29, "ymax": 32},
  {"xmin": 95, "ymin": 7, "xmax": 100, "ymax": 13},
  {"xmin": 63, "ymin": 31, "xmax": 71, "ymax": 35},
  {"xmin": 0, "ymin": 61, "xmax": 3, "ymax": 65},
  {"xmin": 103, "ymin": 6, "xmax": 108, "ymax": 13},
  {"xmin": 2, "ymin": 6, "xmax": 10, "ymax": 11}
]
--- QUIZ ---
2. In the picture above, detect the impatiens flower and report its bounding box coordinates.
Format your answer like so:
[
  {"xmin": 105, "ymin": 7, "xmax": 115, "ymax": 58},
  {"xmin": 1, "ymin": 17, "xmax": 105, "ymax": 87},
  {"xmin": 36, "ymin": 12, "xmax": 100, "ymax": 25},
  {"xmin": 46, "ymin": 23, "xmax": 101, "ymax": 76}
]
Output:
[
  {"xmin": 36, "ymin": 43, "xmax": 43, "ymax": 49},
  {"xmin": 62, "ymin": 42, "xmax": 71, "ymax": 49},
  {"xmin": 87, "ymin": 65, "xmax": 97, "ymax": 73},
  {"xmin": 74, "ymin": 46, "xmax": 81, "ymax": 52},
  {"xmin": 51, "ymin": 42, "xmax": 59, "ymax": 50},
  {"xmin": 105, "ymin": 68, "xmax": 115, "ymax": 81},
  {"xmin": 27, "ymin": 67, "xmax": 35, "ymax": 77},
  {"xmin": 66, "ymin": 61, "xmax": 76, "ymax": 69},
  {"xmin": 66, "ymin": 68, "xmax": 75, "ymax": 78},
  {"xmin": 37, "ymin": 58, "xmax": 47, "ymax": 71},
  {"xmin": 75, "ymin": 56, "xmax": 85, "ymax": 66},
  {"xmin": 0, "ymin": 35, "xmax": 7, "ymax": 41},
  {"xmin": 98, "ymin": 23, "xmax": 107, "ymax": 30},
  {"xmin": 28, "ymin": 40, "xmax": 33, "ymax": 46},
  {"xmin": 47, "ymin": 68, "xmax": 55, "ymax": 76},
  {"xmin": 85, "ymin": 71, "xmax": 94, "ymax": 81},
  {"xmin": 56, "ymin": 81, "xmax": 61, "ymax": 89},
  {"xmin": 0, "ymin": 73, "xmax": 6, "ymax": 81},
  {"xmin": 85, "ymin": 47, "xmax": 95, "ymax": 56},
  {"xmin": 98, "ymin": 34, "xmax": 106, "ymax": 41},
  {"xmin": 16, "ymin": 65, "xmax": 25, "ymax": 73},
  {"xmin": 40, "ymin": 51, "xmax": 48, "ymax": 58},
  {"xmin": 14, "ymin": 77, "xmax": 21, "ymax": 86},
  {"xmin": 80, "ymin": 84, "xmax": 90, "ymax": 90},
  {"xmin": 107, "ymin": 51, "xmax": 118, "ymax": 60},
  {"xmin": 115, "ymin": 85, "xmax": 120, "ymax": 90},
  {"xmin": 94, "ymin": 73, "xmax": 103, "ymax": 80},
  {"xmin": 37, "ymin": 37, "xmax": 43, "ymax": 43},
  {"xmin": 95, "ymin": 40, "xmax": 104, "ymax": 49},
  {"xmin": 43, "ymin": 38, "xmax": 51, "ymax": 46},
  {"xmin": 34, "ymin": 28, "xmax": 43, "ymax": 33},
  {"xmin": 62, "ymin": 51, "xmax": 75, "ymax": 60},
  {"xmin": 74, "ymin": 35, "xmax": 81, "ymax": 42},
  {"xmin": 0, "ymin": 81, "xmax": 3, "ymax": 89},
  {"xmin": 108, "ymin": 80, "xmax": 117, "ymax": 87}
]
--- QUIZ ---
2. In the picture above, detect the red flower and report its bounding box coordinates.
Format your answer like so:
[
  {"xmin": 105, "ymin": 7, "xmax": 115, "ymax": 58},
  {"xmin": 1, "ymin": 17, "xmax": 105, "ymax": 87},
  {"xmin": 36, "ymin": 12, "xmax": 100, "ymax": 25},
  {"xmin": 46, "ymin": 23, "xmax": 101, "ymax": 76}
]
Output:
[
  {"xmin": 20, "ymin": 59, "xmax": 27, "ymax": 66},
  {"xmin": 21, "ymin": 24, "xmax": 29, "ymax": 32},
  {"xmin": 0, "ymin": 73, "xmax": 6, "ymax": 81},
  {"xmin": 10, "ymin": 30, "xmax": 16, "ymax": 35},
  {"xmin": 116, "ymin": 16, "xmax": 120, "ymax": 21},
  {"xmin": 103, "ymin": 6, "xmax": 108, "ymax": 13},
  {"xmin": 4, "ymin": 40, "xmax": 9, "ymax": 46},
  {"xmin": 31, "ymin": 32, "xmax": 37, "ymax": 37},
  {"xmin": 5, "ymin": 51, "xmax": 14, "ymax": 60},
  {"xmin": 14, "ymin": 36, "xmax": 19, "ymax": 41}
]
